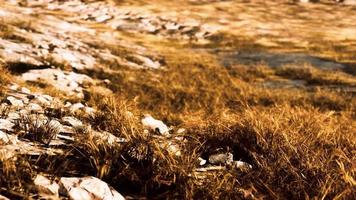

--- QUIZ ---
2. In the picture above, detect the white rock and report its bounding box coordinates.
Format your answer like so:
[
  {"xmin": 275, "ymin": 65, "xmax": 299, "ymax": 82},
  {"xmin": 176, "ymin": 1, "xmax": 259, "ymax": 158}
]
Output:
[
  {"xmin": 70, "ymin": 103, "xmax": 85, "ymax": 112},
  {"xmin": 59, "ymin": 176, "xmax": 125, "ymax": 200},
  {"xmin": 133, "ymin": 55, "xmax": 161, "ymax": 69},
  {"xmin": 0, "ymin": 119, "xmax": 14, "ymax": 131},
  {"xmin": 141, "ymin": 114, "xmax": 169, "ymax": 135},
  {"xmin": 176, "ymin": 128, "xmax": 186, "ymax": 134},
  {"xmin": 27, "ymin": 103, "xmax": 43, "ymax": 112},
  {"xmin": 34, "ymin": 95, "xmax": 51, "ymax": 106},
  {"xmin": 9, "ymin": 84, "xmax": 19, "ymax": 91},
  {"xmin": 6, "ymin": 96, "xmax": 24, "ymax": 107},
  {"xmin": 96, "ymin": 15, "xmax": 113, "ymax": 23},
  {"xmin": 6, "ymin": 112, "xmax": 20, "ymax": 121},
  {"xmin": 233, "ymin": 161, "xmax": 252, "ymax": 170},
  {"xmin": 21, "ymin": 87, "xmax": 31, "ymax": 94},
  {"xmin": 0, "ymin": 130, "xmax": 18, "ymax": 144},
  {"xmin": 61, "ymin": 116, "xmax": 83, "ymax": 127},
  {"xmin": 34, "ymin": 174, "xmax": 59, "ymax": 197},
  {"xmin": 0, "ymin": 130, "xmax": 10, "ymax": 144},
  {"xmin": 84, "ymin": 107, "xmax": 96, "ymax": 116},
  {"xmin": 198, "ymin": 157, "xmax": 207, "ymax": 166}
]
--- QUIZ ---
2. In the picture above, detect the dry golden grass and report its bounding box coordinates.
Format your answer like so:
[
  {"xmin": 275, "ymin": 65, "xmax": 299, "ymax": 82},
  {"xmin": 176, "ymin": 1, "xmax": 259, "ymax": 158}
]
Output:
[
  {"xmin": 0, "ymin": 1, "xmax": 355, "ymax": 199},
  {"xmin": 74, "ymin": 42, "xmax": 355, "ymax": 198}
]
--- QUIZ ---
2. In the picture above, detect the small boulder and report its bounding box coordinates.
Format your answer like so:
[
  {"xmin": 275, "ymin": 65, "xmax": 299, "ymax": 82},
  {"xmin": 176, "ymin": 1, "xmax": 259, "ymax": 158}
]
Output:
[
  {"xmin": 141, "ymin": 114, "xmax": 169, "ymax": 135},
  {"xmin": 27, "ymin": 103, "xmax": 43, "ymax": 112},
  {"xmin": 5, "ymin": 96, "xmax": 24, "ymax": 107},
  {"xmin": 0, "ymin": 119, "xmax": 15, "ymax": 132},
  {"xmin": 59, "ymin": 176, "xmax": 125, "ymax": 200},
  {"xmin": 70, "ymin": 103, "xmax": 85, "ymax": 113},
  {"xmin": 34, "ymin": 174, "xmax": 59, "ymax": 197},
  {"xmin": 0, "ymin": 130, "xmax": 18, "ymax": 144},
  {"xmin": 34, "ymin": 95, "xmax": 52, "ymax": 107}
]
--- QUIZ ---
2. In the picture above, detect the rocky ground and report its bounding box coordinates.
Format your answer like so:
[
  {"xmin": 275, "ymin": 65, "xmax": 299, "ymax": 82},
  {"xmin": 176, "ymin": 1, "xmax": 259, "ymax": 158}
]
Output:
[{"xmin": 0, "ymin": 0, "xmax": 355, "ymax": 199}]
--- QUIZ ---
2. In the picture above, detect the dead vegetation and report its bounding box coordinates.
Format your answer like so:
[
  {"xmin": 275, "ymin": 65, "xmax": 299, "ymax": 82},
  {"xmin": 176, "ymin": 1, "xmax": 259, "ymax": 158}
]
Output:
[{"xmin": 0, "ymin": 0, "xmax": 355, "ymax": 199}]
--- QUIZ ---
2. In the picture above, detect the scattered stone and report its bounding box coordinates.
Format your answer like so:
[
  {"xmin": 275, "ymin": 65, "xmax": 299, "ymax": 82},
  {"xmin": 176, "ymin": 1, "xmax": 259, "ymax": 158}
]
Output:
[
  {"xmin": 21, "ymin": 87, "xmax": 31, "ymax": 94},
  {"xmin": 133, "ymin": 55, "xmax": 161, "ymax": 69},
  {"xmin": 34, "ymin": 174, "xmax": 60, "ymax": 197},
  {"xmin": 69, "ymin": 103, "xmax": 85, "ymax": 112},
  {"xmin": 33, "ymin": 95, "xmax": 51, "ymax": 107},
  {"xmin": 0, "ymin": 130, "xmax": 18, "ymax": 144},
  {"xmin": 27, "ymin": 103, "xmax": 43, "ymax": 112},
  {"xmin": 0, "ymin": 130, "xmax": 10, "ymax": 144},
  {"xmin": 141, "ymin": 114, "xmax": 170, "ymax": 135},
  {"xmin": 83, "ymin": 107, "xmax": 96, "ymax": 117},
  {"xmin": 6, "ymin": 112, "xmax": 20, "ymax": 122},
  {"xmin": 232, "ymin": 161, "xmax": 252, "ymax": 170},
  {"xmin": 9, "ymin": 84, "xmax": 19, "ymax": 91},
  {"xmin": 208, "ymin": 152, "xmax": 234, "ymax": 165},
  {"xmin": 5, "ymin": 96, "xmax": 24, "ymax": 107},
  {"xmin": 176, "ymin": 128, "xmax": 186, "ymax": 134},
  {"xmin": 61, "ymin": 116, "xmax": 83, "ymax": 127},
  {"xmin": 198, "ymin": 157, "xmax": 207, "ymax": 166},
  {"xmin": 22, "ymin": 69, "xmax": 93, "ymax": 98},
  {"xmin": 59, "ymin": 176, "xmax": 125, "ymax": 200},
  {"xmin": 0, "ymin": 119, "xmax": 15, "ymax": 132}
]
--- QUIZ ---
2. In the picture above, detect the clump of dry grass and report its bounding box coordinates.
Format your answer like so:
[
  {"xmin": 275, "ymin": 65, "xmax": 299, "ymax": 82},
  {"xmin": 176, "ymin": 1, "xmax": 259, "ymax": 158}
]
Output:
[{"xmin": 15, "ymin": 114, "xmax": 60, "ymax": 145}]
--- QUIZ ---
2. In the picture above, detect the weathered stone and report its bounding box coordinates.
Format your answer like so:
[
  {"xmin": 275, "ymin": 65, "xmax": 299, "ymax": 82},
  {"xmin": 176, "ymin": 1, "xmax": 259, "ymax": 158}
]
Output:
[
  {"xmin": 61, "ymin": 116, "xmax": 83, "ymax": 127},
  {"xmin": 27, "ymin": 103, "xmax": 43, "ymax": 112},
  {"xmin": 59, "ymin": 176, "xmax": 125, "ymax": 200},
  {"xmin": 33, "ymin": 95, "xmax": 51, "ymax": 107},
  {"xmin": 83, "ymin": 107, "xmax": 96, "ymax": 116},
  {"xmin": 232, "ymin": 161, "xmax": 252, "ymax": 170},
  {"xmin": 21, "ymin": 87, "xmax": 31, "ymax": 94},
  {"xmin": 69, "ymin": 103, "xmax": 85, "ymax": 112},
  {"xmin": 34, "ymin": 174, "xmax": 59, "ymax": 197},
  {"xmin": 0, "ymin": 130, "xmax": 18, "ymax": 144},
  {"xmin": 0, "ymin": 119, "xmax": 15, "ymax": 131},
  {"xmin": 6, "ymin": 96, "xmax": 24, "ymax": 107},
  {"xmin": 22, "ymin": 69, "xmax": 93, "ymax": 97},
  {"xmin": 141, "ymin": 114, "xmax": 170, "ymax": 135},
  {"xmin": 6, "ymin": 112, "xmax": 20, "ymax": 122},
  {"xmin": 133, "ymin": 55, "xmax": 161, "ymax": 69}
]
